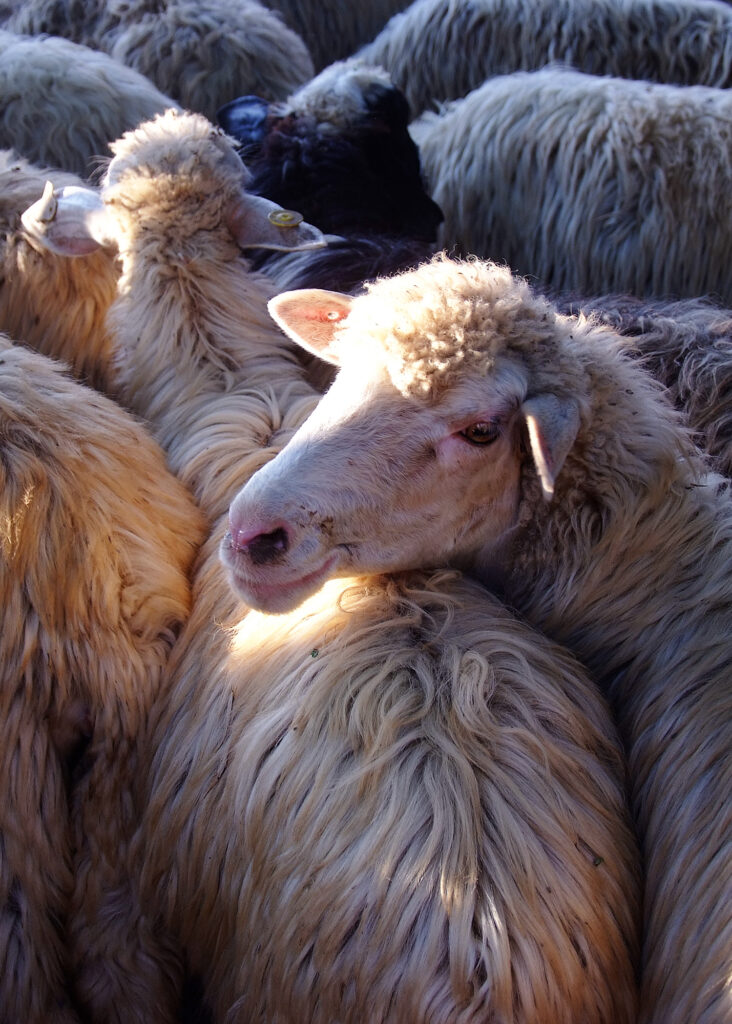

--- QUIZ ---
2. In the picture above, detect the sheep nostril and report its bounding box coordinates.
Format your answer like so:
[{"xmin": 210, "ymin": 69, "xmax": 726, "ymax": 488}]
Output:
[{"xmin": 244, "ymin": 526, "xmax": 289, "ymax": 565}]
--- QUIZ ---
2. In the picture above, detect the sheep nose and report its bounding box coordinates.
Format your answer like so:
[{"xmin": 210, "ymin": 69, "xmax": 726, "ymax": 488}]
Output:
[{"xmin": 231, "ymin": 523, "xmax": 290, "ymax": 565}]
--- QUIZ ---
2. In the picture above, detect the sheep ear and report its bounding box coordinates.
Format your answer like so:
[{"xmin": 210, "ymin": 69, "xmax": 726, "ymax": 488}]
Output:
[
  {"xmin": 225, "ymin": 192, "xmax": 326, "ymax": 252},
  {"xmin": 521, "ymin": 394, "xmax": 580, "ymax": 499},
  {"xmin": 267, "ymin": 289, "xmax": 352, "ymax": 364},
  {"xmin": 21, "ymin": 182, "xmax": 114, "ymax": 256},
  {"xmin": 216, "ymin": 94, "xmax": 270, "ymax": 161}
]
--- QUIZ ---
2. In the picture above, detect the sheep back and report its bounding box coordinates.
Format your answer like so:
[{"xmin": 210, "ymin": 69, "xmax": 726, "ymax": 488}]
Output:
[
  {"xmin": 0, "ymin": 30, "xmax": 177, "ymax": 177},
  {"xmin": 0, "ymin": 149, "xmax": 120, "ymax": 393},
  {"xmin": 412, "ymin": 67, "xmax": 732, "ymax": 301},
  {"xmin": 140, "ymin": 567, "xmax": 640, "ymax": 1023},
  {"xmin": 359, "ymin": 0, "xmax": 732, "ymax": 118},
  {"xmin": 0, "ymin": 336, "xmax": 204, "ymax": 1024}
]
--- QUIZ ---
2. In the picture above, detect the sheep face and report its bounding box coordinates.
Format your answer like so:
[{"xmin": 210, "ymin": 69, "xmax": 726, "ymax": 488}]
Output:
[{"xmin": 222, "ymin": 259, "xmax": 582, "ymax": 613}]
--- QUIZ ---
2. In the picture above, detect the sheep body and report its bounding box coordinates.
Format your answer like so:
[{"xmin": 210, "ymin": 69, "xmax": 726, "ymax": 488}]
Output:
[
  {"xmin": 554, "ymin": 292, "xmax": 732, "ymax": 477},
  {"xmin": 358, "ymin": 0, "xmax": 732, "ymax": 117},
  {"xmin": 107, "ymin": 0, "xmax": 315, "ymax": 121},
  {"xmin": 0, "ymin": 336, "xmax": 203, "ymax": 1023},
  {"xmin": 225, "ymin": 255, "xmax": 732, "ymax": 1024},
  {"xmin": 5, "ymin": 0, "xmax": 315, "ymax": 122},
  {"xmin": 0, "ymin": 29, "xmax": 177, "ymax": 177},
  {"xmin": 23, "ymin": 113, "xmax": 640, "ymax": 1022},
  {"xmin": 139, "ymin": 565, "xmax": 640, "ymax": 1023},
  {"xmin": 0, "ymin": 150, "xmax": 119, "ymax": 391},
  {"xmin": 410, "ymin": 66, "xmax": 732, "ymax": 302}
]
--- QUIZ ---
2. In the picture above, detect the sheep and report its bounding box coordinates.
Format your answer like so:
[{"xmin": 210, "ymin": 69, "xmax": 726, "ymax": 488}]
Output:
[
  {"xmin": 0, "ymin": 335, "xmax": 204, "ymax": 1023},
  {"xmin": 0, "ymin": 29, "xmax": 177, "ymax": 178},
  {"xmin": 21, "ymin": 113, "xmax": 641, "ymax": 1022},
  {"xmin": 409, "ymin": 66, "xmax": 732, "ymax": 303},
  {"xmin": 357, "ymin": 0, "xmax": 732, "ymax": 119},
  {"xmin": 133, "ymin": 564, "xmax": 641, "ymax": 1023},
  {"xmin": 0, "ymin": 150, "xmax": 120, "ymax": 392},
  {"xmin": 223, "ymin": 255, "xmax": 732, "ymax": 1024},
  {"xmin": 262, "ymin": 0, "xmax": 412, "ymax": 71},
  {"xmin": 217, "ymin": 59, "xmax": 443, "ymax": 301},
  {"xmin": 553, "ymin": 292, "xmax": 732, "ymax": 477},
  {"xmin": 5, "ymin": 0, "xmax": 315, "ymax": 123},
  {"xmin": 21, "ymin": 108, "xmax": 326, "ymax": 519}
]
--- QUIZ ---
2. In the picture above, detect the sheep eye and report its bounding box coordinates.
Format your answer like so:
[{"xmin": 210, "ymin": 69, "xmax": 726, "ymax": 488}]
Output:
[{"xmin": 460, "ymin": 421, "xmax": 500, "ymax": 445}]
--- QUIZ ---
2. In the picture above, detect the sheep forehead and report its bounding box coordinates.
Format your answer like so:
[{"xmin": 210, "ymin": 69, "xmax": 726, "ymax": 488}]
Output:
[
  {"xmin": 105, "ymin": 109, "xmax": 248, "ymax": 195},
  {"xmin": 286, "ymin": 58, "xmax": 394, "ymax": 129},
  {"xmin": 340, "ymin": 257, "xmax": 558, "ymax": 398}
]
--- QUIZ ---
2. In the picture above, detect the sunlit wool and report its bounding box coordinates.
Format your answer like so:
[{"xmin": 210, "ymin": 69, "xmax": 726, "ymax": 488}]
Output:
[
  {"xmin": 228, "ymin": 254, "xmax": 732, "ymax": 1024},
  {"xmin": 0, "ymin": 150, "xmax": 120, "ymax": 393},
  {"xmin": 138, "ymin": 567, "xmax": 639, "ymax": 1023},
  {"xmin": 0, "ymin": 337, "xmax": 203, "ymax": 1024}
]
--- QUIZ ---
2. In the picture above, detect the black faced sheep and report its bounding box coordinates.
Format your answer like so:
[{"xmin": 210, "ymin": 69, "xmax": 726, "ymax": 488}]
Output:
[
  {"xmin": 22, "ymin": 114, "xmax": 641, "ymax": 1023},
  {"xmin": 0, "ymin": 336, "xmax": 204, "ymax": 1024},
  {"xmin": 0, "ymin": 29, "xmax": 177, "ymax": 178},
  {"xmin": 358, "ymin": 0, "xmax": 732, "ymax": 118},
  {"xmin": 225, "ymin": 255, "xmax": 732, "ymax": 1024},
  {"xmin": 410, "ymin": 66, "xmax": 732, "ymax": 303},
  {"xmin": 217, "ymin": 59, "xmax": 443, "ymax": 299},
  {"xmin": 0, "ymin": 151, "xmax": 120, "ymax": 392}
]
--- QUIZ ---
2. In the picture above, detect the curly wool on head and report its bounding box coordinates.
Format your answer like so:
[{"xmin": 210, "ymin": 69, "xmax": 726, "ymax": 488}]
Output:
[{"xmin": 342, "ymin": 255, "xmax": 566, "ymax": 398}]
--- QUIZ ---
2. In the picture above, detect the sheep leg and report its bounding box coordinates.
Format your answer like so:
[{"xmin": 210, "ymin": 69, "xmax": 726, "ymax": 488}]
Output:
[
  {"xmin": 0, "ymin": 712, "xmax": 80, "ymax": 1024},
  {"xmin": 67, "ymin": 732, "xmax": 184, "ymax": 1024}
]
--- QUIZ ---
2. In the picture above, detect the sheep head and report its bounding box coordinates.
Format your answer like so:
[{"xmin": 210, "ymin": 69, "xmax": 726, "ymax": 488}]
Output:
[
  {"xmin": 21, "ymin": 110, "xmax": 326, "ymax": 258},
  {"xmin": 221, "ymin": 257, "xmax": 583, "ymax": 613}
]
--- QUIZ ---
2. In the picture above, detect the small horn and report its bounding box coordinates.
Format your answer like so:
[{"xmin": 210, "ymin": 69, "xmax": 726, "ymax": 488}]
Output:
[{"xmin": 37, "ymin": 180, "xmax": 58, "ymax": 223}]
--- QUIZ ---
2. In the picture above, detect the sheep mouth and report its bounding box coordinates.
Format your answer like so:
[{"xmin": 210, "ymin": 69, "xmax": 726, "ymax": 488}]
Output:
[{"xmin": 224, "ymin": 553, "xmax": 340, "ymax": 614}]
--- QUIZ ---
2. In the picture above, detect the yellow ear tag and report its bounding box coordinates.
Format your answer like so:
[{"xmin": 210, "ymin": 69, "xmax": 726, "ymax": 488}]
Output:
[{"xmin": 268, "ymin": 208, "xmax": 304, "ymax": 228}]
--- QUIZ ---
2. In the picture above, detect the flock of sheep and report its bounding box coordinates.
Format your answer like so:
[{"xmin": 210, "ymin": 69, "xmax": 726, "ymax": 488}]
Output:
[{"xmin": 0, "ymin": 1, "xmax": 730, "ymax": 1024}]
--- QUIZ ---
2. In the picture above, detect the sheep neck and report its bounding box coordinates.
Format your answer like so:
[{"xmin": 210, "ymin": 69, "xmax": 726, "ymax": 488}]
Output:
[{"xmin": 107, "ymin": 246, "xmax": 316, "ymax": 522}]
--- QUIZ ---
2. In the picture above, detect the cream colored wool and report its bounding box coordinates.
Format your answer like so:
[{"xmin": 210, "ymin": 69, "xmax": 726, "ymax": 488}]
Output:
[
  {"xmin": 0, "ymin": 150, "xmax": 120, "ymax": 393},
  {"xmin": 0, "ymin": 30, "xmax": 176, "ymax": 178},
  {"xmin": 97, "ymin": 109, "xmax": 321, "ymax": 521},
  {"xmin": 24, "ymin": 112, "xmax": 642, "ymax": 1023},
  {"xmin": 358, "ymin": 0, "xmax": 732, "ymax": 117},
  {"xmin": 411, "ymin": 67, "xmax": 732, "ymax": 302},
  {"xmin": 137, "ymin": 560, "xmax": 640, "ymax": 1023},
  {"xmin": 20, "ymin": 108, "xmax": 323, "ymax": 1021},
  {"xmin": 226, "ymin": 255, "xmax": 732, "ymax": 1024},
  {"xmin": 0, "ymin": 336, "xmax": 204, "ymax": 1023}
]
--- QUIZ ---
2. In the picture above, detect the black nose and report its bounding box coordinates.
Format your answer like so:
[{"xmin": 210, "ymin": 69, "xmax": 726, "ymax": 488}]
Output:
[{"xmin": 246, "ymin": 526, "xmax": 289, "ymax": 565}]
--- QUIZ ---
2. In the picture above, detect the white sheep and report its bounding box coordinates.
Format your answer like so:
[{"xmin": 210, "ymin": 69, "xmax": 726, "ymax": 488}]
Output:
[
  {"xmin": 410, "ymin": 66, "xmax": 732, "ymax": 302},
  {"xmin": 263, "ymin": 0, "xmax": 412, "ymax": 71},
  {"xmin": 224, "ymin": 255, "xmax": 732, "ymax": 1024},
  {"xmin": 22, "ymin": 113, "xmax": 641, "ymax": 1022},
  {"xmin": 357, "ymin": 0, "xmax": 732, "ymax": 118},
  {"xmin": 135, "ymin": 564, "xmax": 641, "ymax": 1023},
  {"xmin": 0, "ymin": 150, "xmax": 120, "ymax": 392},
  {"xmin": 0, "ymin": 335, "xmax": 204, "ymax": 1023},
  {"xmin": 6, "ymin": 0, "xmax": 315, "ymax": 123},
  {"xmin": 0, "ymin": 29, "xmax": 177, "ymax": 178}
]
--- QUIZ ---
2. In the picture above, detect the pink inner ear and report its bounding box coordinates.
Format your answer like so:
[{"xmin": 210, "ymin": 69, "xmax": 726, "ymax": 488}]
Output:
[{"xmin": 306, "ymin": 308, "xmax": 348, "ymax": 323}]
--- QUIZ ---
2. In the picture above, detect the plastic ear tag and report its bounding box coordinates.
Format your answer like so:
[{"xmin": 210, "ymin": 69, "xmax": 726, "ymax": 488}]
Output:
[{"xmin": 268, "ymin": 208, "xmax": 304, "ymax": 227}]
